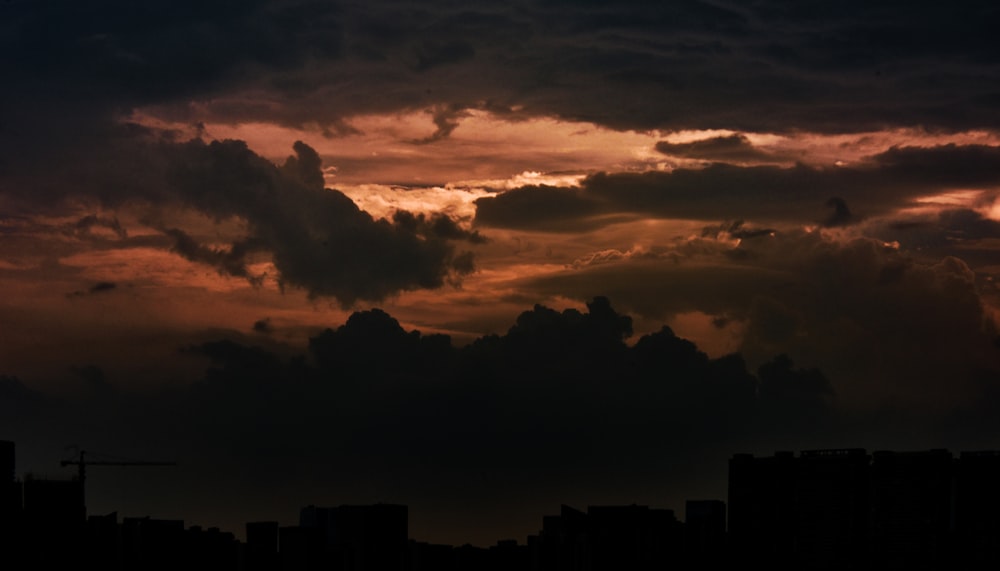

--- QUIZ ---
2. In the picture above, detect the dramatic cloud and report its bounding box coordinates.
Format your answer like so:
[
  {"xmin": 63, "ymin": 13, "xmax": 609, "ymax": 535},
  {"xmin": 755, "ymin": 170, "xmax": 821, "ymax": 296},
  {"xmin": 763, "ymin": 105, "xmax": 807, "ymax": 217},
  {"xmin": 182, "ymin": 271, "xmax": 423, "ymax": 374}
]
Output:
[
  {"xmin": 252, "ymin": 318, "xmax": 274, "ymax": 335},
  {"xmin": 4, "ymin": 0, "xmax": 1000, "ymax": 549},
  {"xmin": 822, "ymin": 197, "xmax": 855, "ymax": 228},
  {"xmin": 656, "ymin": 135, "xmax": 775, "ymax": 163},
  {"xmin": 0, "ymin": 299, "xmax": 850, "ymax": 542},
  {"xmin": 475, "ymin": 145, "xmax": 1000, "ymax": 231},
  {"xmin": 67, "ymin": 281, "xmax": 119, "ymax": 298},
  {"xmin": 6, "ymin": 0, "xmax": 999, "ymax": 141},
  {"xmin": 163, "ymin": 139, "xmax": 480, "ymax": 303},
  {"xmin": 7, "ymin": 134, "xmax": 479, "ymax": 305},
  {"xmin": 519, "ymin": 230, "xmax": 1000, "ymax": 410}
]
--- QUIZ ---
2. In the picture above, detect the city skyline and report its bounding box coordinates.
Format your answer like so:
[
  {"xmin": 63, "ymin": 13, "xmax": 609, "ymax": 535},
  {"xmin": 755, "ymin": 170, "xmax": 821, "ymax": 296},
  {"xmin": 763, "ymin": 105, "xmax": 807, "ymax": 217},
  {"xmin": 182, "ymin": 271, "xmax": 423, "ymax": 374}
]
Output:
[
  {"xmin": 5, "ymin": 439, "xmax": 1000, "ymax": 571},
  {"xmin": 2, "ymin": 0, "xmax": 1000, "ymax": 546}
]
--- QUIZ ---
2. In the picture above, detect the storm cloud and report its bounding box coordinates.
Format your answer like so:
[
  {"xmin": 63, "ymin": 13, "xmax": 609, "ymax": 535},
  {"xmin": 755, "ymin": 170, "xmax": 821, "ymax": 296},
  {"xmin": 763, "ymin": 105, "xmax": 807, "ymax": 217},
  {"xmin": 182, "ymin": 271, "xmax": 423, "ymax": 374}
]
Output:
[
  {"xmin": 520, "ymin": 230, "xmax": 1000, "ymax": 410},
  {"xmin": 3, "ymin": 0, "xmax": 1000, "ymax": 549},
  {"xmin": 161, "ymin": 139, "xmax": 476, "ymax": 303},
  {"xmin": 5, "ymin": 0, "xmax": 1000, "ymax": 140},
  {"xmin": 475, "ymin": 144, "xmax": 1000, "ymax": 231}
]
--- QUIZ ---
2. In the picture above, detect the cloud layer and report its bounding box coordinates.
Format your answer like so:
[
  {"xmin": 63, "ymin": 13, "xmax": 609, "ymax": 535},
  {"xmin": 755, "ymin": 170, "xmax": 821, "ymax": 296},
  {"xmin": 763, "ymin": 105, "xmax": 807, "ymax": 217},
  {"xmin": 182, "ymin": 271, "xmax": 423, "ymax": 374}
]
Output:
[{"xmin": 476, "ymin": 144, "xmax": 1000, "ymax": 231}]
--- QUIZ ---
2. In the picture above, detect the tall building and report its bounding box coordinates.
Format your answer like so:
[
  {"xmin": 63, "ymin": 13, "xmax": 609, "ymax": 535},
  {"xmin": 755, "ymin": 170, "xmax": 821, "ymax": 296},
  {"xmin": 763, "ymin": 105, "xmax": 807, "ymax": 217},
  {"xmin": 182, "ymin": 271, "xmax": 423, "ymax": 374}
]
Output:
[
  {"xmin": 537, "ymin": 504, "xmax": 588, "ymax": 571},
  {"xmin": 727, "ymin": 451, "xmax": 797, "ymax": 565},
  {"xmin": 0, "ymin": 441, "xmax": 18, "ymax": 519},
  {"xmin": 20, "ymin": 477, "xmax": 85, "ymax": 567},
  {"xmin": 728, "ymin": 449, "xmax": 871, "ymax": 570},
  {"xmin": 954, "ymin": 451, "xmax": 1000, "ymax": 567},
  {"xmin": 869, "ymin": 449, "xmax": 953, "ymax": 570},
  {"xmin": 246, "ymin": 521, "xmax": 279, "ymax": 571},
  {"xmin": 0, "ymin": 441, "xmax": 13, "ymax": 484},
  {"xmin": 586, "ymin": 504, "xmax": 680, "ymax": 571},
  {"xmin": 684, "ymin": 499, "xmax": 726, "ymax": 564},
  {"xmin": 299, "ymin": 504, "xmax": 408, "ymax": 571},
  {"xmin": 0, "ymin": 440, "xmax": 22, "ymax": 567},
  {"xmin": 21, "ymin": 477, "xmax": 85, "ymax": 527},
  {"xmin": 793, "ymin": 449, "xmax": 870, "ymax": 570},
  {"xmin": 534, "ymin": 504, "xmax": 681, "ymax": 571}
]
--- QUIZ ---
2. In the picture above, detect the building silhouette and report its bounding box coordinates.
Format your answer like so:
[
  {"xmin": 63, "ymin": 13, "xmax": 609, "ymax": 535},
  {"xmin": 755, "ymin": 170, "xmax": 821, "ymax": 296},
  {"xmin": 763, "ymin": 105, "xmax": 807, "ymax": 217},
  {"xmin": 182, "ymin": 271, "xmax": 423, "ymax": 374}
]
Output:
[
  {"xmin": 728, "ymin": 450, "xmax": 797, "ymax": 565},
  {"xmin": 728, "ymin": 448, "xmax": 1000, "ymax": 570},
  {"xmin": 954, "ymin": 450, "xmax": 1000, "ymax": 567},
  {"xmin": 6, "ymin": 438, "xmax": 1000, "ymax": 570},
  {"xmin": 684, "ymin": 499, "xmax": 726, "ymax": 566},
  {"xmin": 297, "ymin": 503, "xmax": 408, "ymax": 571},
  {"xmin": 533, "ymin": 503, "xmax": 682, "ymax": 571},
  {"xmin": 21, "ymin": 476, "xmax": 85, "ymax": 567},
  {"xmin": 245, "ymin": 521, "xmax": 279, "ymax": 571}
]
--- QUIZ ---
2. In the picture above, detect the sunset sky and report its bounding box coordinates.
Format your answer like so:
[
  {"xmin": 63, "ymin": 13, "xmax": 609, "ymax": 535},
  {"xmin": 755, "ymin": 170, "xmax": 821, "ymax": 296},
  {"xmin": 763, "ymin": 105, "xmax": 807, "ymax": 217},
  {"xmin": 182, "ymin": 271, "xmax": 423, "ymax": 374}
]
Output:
[{"xmin": 2, "ymin": 0, "xmax": 1000, "ymax": 546}]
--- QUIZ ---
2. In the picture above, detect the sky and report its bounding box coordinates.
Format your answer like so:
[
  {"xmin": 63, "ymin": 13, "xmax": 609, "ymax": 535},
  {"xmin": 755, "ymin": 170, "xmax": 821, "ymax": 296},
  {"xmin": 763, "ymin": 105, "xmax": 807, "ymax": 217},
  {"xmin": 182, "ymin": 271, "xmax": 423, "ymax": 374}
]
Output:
[{"xmin": 2, "ymin": 0, "xmax": 1000, "ymax": 546}]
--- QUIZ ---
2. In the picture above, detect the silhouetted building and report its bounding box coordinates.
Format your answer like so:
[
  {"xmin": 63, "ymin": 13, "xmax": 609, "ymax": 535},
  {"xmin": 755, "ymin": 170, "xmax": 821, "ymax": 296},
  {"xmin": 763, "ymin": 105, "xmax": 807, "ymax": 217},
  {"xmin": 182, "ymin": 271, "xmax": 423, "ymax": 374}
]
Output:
[
  {"xmin": 22, "ymin": 477, "xmax": 84, "ymax": 527},
  {"xmin": 246, "ymin": 521, "xmax": 280, "ymax": 571},
  {"xmin": 409, "ymin": 540, "xmax": 455, "ymax": 571},
  {"xmin": 122, "ymin": 516, "xmax": 186, "ymax": 571},
  {"xmin": 684, "ymin": 499, "xmax": 726, "ymax": 565},
  {"xmin": 454, "ymin": 543, "xmax": 489, "ymax": 570},
  {"xmin": 587, "ymin": 505, "xmax": 680, "ymax": 571},
  {"xmin": 279, "ymin": 524, "xmax": 323, "ymax": 571},
  {"xmin": 537, "ymin": 504, "xmax": 588, "ymax": 571},
  {"xmin": 186, "ymin": 525, "xmax": 242, "ymax": 571},
  {"xmin": 0, "ymin": 441, "xmax": 13, "ymax": 484},
  {"xmin": 729, "ymin": 449, "xmax": 871, "ymax": 570},
  {"xmin": 0, "ymin": 441, "xmax": 18, "ymax": 518},
  {"xmin": 489, "ymin": 539, "xmax": 530, "ymax": 571},
  {"xmin": 20, "ymin": 477, "xmax": 85, "ymax": 566},
  {"xmin": 870, "ymin": 449, "xmax": 953, "ymax": 570},
  {"xmin": 85, "ymin": 512, "xmax": 121, "ymax": 570},
  {"xmin": 299, "ymin": 503, "xmax": 408, "ymax": 571},
  {"xmin": 727, "ymin": 448, "xmax": 1000, "ymax": 569},
  {"xmin": 534, "ymin": 504, "xmax": 681, "ymax": 571},
  {"xmin": 794, "ymin": 449, "xmax": 870, "ymax": 570},
  {"xmin": 0, "ymin": 441, "xmax": 21, "ymax": 567},
  {"xmin": 728, "ymin": 451, "xmax": 797, "ymax": 566},
  {"xmin": 955, "ymin": 451, "xmax": 1000, "ymax": 567}
]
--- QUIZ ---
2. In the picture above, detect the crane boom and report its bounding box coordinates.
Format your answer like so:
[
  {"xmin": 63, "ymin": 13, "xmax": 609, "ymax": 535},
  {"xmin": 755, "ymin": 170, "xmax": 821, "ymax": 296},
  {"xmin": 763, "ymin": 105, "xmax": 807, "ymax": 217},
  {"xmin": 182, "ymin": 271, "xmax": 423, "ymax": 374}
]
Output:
[
  {"xmin": 61, "ymin": 450, "xmax": 177, "ymax": 486},
  {"xmin": 60, "ymin": 450, "xmax": 177, "ymax": 515}
]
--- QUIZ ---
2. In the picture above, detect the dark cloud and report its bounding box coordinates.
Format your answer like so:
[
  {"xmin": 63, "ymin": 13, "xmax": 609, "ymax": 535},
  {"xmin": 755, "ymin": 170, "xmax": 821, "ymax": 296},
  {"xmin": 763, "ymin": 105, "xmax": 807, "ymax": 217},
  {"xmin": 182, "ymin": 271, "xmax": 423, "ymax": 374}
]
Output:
[
  {"xmin": 873, "ymin": 144, "xmax": 1000, "ymax": 186},
  {"xmin": 280, "ymin": 140, "xmax": 325, "ymax": 191},
  {"xmin": 822, "ymin": 197, "xmax": 854, "ymax": 227},
  {"xmin": 67, "ymin": 281, "xmax": 119, "ymax": 298},
  {"xmin": 392, "ymin": 210, "xmax": 486, "ymax": 244},
  {"xmin": 6, "ymin": 0, "xmax": 999, "ymax": 141},
  {"xmin": 102, "ymin": 300, "xmax": 833, "ymax": 533},
  {"xmin": 408, "ymin": 104, "xmax": 469, "ymax": 145},
  {"xmin": 413, "ymin": 40, "xmax": 476, "ymax": 72},
  {"xmin": 702, "ymin": 220, "xmax": 776, "ymax": 240},
  {"xmin": 756, "ymin": 354, "xmax": 835, "ymax": 424},
  {"xmin": 8, "ymin": 296, "xmax": 998, "ymax": 544},
  {"xmin": 71, "ymin": 364, "xmax": 113, "ymax": 394},
  {"xmin": 867, "ymin": 207, "xmax": 1000, "ymax": 258},
  {"xmin": 0, "ymin": 375, "xmax": 39, "ymax": 402},
  {"xmin": 74, "ymin": 215, "xmax": 128, "ymax": 240},
  {"xmin": 527, "ymin": 230, "xmax": 1000, "ymax": 410},
  {"xmin": 475, "ymin": 145, "xmax": 1000, "ymax": 231},
  {"xmin": 158, "ymin": 139, "xmax": 477, "ymax": 304},
  {"xmin": 2, "ymin": 0, "xmax": 1000, "ymax": 549},
  {"xmin": 252, "ymin": 318, "xmax": 273, "ymax": 335},
  {"xmin": 474, "ymin": 185, "xmax": 611, "ymax": 231},
  {"xmin": 89, "ymin": 281, "xmax": 117, "ymax": 294},
  {"xmin": 165, "ymin": 227, "xmax": 261, "ymax": 284},
  {"xmin": 655, "ymin": 135, "xmax": 775, "ymax": 162},
  {"xmin": 2, "ymin": 129, "xmax": 479, "ymax": 304}
]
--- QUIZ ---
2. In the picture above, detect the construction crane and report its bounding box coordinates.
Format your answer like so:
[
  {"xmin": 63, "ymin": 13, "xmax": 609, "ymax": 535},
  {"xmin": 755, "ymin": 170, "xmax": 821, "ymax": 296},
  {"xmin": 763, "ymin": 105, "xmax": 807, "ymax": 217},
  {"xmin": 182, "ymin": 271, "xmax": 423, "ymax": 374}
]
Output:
[{"xmin": 60, "ymin": 449, "xmax": 177, "ymax": 515}]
